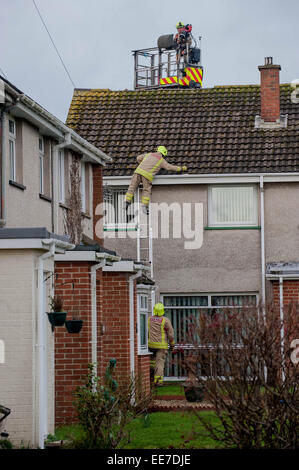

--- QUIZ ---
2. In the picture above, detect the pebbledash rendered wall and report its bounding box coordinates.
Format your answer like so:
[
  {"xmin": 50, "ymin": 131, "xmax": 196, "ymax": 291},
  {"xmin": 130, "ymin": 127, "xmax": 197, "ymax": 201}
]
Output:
[
  {"xmin": 54, "ymin": 261, "xmax": 150, "ymax": 426},
  {"xmin": 0, "ymin": 249, "xmax": 55, "ymax": 447},
  {"xmin": 4, "ymin": 116, "xmax": 98, "ymax": 240},
  {"xmin": 104, "ymin": 181, "xmax": 299, "ymax": 302}
]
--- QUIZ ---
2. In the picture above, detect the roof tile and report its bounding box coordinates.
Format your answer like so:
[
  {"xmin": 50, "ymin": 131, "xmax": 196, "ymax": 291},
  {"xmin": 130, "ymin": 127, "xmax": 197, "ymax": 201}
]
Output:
[{"xmin": 66, "ymin": 85, "xmax": 299, "ymax": 175}]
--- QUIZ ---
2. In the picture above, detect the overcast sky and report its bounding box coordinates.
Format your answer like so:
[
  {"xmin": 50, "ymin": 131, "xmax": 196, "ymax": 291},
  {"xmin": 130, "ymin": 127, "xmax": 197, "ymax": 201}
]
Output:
[{"xmin": 1, "ymin": 0, "xmax": 299, "ymax": 121}]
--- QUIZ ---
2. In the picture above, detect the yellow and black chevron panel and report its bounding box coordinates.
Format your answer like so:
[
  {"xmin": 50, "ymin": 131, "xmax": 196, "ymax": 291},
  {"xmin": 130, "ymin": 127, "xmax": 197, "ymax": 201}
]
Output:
[
  {"xmin": 160, "ymin": 67, "xmax": 203, "ymax": 88},
  {"xmin": 160, "ymin": 76, "xmax": 178, "ymax": 85},
  {"xmin": 185, "ymin": 67, "xmax": 203, "ymax": 85}
]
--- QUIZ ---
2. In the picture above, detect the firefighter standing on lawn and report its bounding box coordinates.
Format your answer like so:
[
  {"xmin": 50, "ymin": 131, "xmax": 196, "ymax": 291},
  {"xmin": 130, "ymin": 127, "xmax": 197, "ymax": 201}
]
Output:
[
  {"xmin": 148, "ymin": 302, "xmax": 175, "ymax": 386},
  {"xmin": 125, "ymin": 146, "xmax": 187, "ymax": 212}
]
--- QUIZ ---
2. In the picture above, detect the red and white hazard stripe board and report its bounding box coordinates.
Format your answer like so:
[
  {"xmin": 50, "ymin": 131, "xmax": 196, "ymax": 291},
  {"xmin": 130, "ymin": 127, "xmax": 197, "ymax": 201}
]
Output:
[{"xmin": 160, "ymin": 66, "xmax": 203, "ymax": 87}]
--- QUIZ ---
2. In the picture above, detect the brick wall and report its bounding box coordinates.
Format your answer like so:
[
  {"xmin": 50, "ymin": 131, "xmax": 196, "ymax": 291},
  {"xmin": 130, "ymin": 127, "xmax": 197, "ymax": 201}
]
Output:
[
  {"xmin": 272, "ymin": 280, "xmax": 299, "ymax": 306},
  {"xmin": 100, "ymin": 272, "xmax": 133, "ymax": 381},
  {"xmin": 54, "ymin": 262, "xmax": 151, "ymax": 426},
  {"xmin": 54, "ymin": 261, "xmax": 93, "ymax": 426},
  {"xmin": 138, "ymin": 355, "xmax": 151, "ymax": 396}
]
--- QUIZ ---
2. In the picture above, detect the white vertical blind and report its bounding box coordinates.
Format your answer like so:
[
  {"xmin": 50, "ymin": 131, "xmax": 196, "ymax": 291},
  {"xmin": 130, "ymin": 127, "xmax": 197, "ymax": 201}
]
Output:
[
  {"xmin": 104, "ymin": 187, "xmax": 134, "ymax": 226},
  {"xmin": 209, "ymin": 185, "xmax": 257, "ymax": 226}
]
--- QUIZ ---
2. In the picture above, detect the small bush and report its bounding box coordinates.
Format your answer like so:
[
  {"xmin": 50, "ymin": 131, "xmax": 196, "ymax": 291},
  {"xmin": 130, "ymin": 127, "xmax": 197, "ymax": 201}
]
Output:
[
  {"xmin": 0, "ymin": 439, "xmax": 13, "ymax": 449},
  {"xmin": 72, "ymin": 363, "xmax": 151, "ymax": 449},
  {"xmin": 183, "ymin": 302, "xmax": 299, "ymax": 449}
]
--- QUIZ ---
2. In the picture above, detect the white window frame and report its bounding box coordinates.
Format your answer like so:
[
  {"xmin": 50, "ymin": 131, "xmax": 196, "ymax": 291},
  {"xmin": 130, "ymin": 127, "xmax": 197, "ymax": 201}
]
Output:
[
  {"xmin": 137, "ymin": 292, "xmax": 149, "ymax": 354},
  {"xmin": 208, "ymin": 184, "xmax": 258, "ymax": 227},
  {"xmin": 39, "ymin": 136, "xmax": 44, "ymax": 194},
  {"xmin": 161, "ymin": 293, "xmax": 259, "ymax": 379},
  {"xmin": 58, "ymin": 150, "xmax": 65, "ymax": 203},
  {"xmin": 104, "ymin": 186, "xmax": 136, "ymax": 230},
  {"xmin": 81, "ymin": 161, "xmax": 86, "ymax": 213},
  {"xmin": 9, "ymin": 118, "xmax": 16, "ymax": 181}
]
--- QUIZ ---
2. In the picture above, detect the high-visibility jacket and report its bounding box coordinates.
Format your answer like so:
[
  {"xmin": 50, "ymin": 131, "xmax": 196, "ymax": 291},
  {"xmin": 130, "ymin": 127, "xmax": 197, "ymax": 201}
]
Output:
[
  {"xmin": 148, "ymin": 315, "xmax": 175, "ymax": 350},
  {"xmin": 135, "ymin": 152, "xmax": 182, "ymax": 183}
]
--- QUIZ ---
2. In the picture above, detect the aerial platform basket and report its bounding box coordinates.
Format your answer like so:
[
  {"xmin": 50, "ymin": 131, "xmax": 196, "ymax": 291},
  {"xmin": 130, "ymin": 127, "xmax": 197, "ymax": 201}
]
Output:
[{"xmin": 133, "ymin": 33, "xmax": 203, "ymax": 90}]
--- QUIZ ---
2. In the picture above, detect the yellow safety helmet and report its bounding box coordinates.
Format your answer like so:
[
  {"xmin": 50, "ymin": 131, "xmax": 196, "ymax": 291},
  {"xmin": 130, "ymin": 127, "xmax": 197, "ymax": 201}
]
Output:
[
  {"xmin": 153, "ymin": 302, "xmax": 165, "ymax": 316},
  {"xmin": 176, "ymin": 21, "xmax": 185, "ymax": 29},
  {"xmin": 157, "ymin": 145, "xmax": 167, "ymax": 156}
]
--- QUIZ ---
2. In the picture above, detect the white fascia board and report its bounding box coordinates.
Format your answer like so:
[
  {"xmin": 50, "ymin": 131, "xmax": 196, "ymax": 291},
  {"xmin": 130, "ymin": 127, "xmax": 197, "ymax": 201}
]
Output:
[
  {"xmin": 266, "ymin": 274, "xmax": 299, "ymax": 280},
  {"xmin": 0, "ymin": 238, "xmax": 72, "ymax": 251},
  {"xmin": 55, "ymin": 251, "xmax": 98, "ymax": 262},
  {"xmin": 103, "ymin": 173, "xmax": 299, "ymax": 186},
  {"xmin": 68, "ymin": 132, "xmax": 112, "ymax": 165},
  {"xmin": 12, "ymin": 102, "xmax": 64, "ymax": 139},
  {"xmin": 11, "ymin": 95, "xmax": 111, "ymax": 165},
  {"xmin": 137, "ymin": 284, "xmax": 154, "ymax": 290},
  {"xmin": 103, "ymin": 260, "xmax": 135, "ymax": 272},
  {"xmin": 72, "ymin": 142, "xmax": 109, "ymax": 166},
  {"xmin": 103, "ymin": 260, "xmax": 150, "ymax": 273},
  {"xmin": 54, "ymin": 250, "xmax": 120, "ymax": 263},
  {"xmin": 97, "ymin": 252, "xmax": 121, "ymax": 263},
  {"xmin": 42, "ymin": 239, "xmax": 74, "ymax": 251},
  {"xmin": 0, "ymin": 239, "xmax": 45, "ymax": 250},
  {"xmin": 134, "ymin": 263, "xmax": 151, "ymax": 273}
]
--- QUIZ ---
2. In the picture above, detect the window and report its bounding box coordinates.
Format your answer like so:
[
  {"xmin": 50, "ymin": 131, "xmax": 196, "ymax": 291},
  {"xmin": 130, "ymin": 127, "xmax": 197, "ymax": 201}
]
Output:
[
  {"xmin": 208, "ymin": 185, "xmax": 258, "ymax": 227},
  {"xmin": 138, "ymin": 294, "xmax": 149, "ymax": 352},
  {"xmin": 58, "ymin": 150, "xmax": 65, "ymax": 203},
  {"xmin": 81, "ymin": 161, "xmax": 86, "ymax": 212},
  {"xmin": 162, "ymin": 294, "xmax": 257, "ymax": 378},
  {"xmin": 9, "ymin": 119, "xmax": 16, "ymax": 181},
  {"xmin": 39, "ymin": 136, "xmax": 44, "ymax": 194},
  {"xmin": 104, "ymin": 187, "xmax": 135, "ymax": 228}
]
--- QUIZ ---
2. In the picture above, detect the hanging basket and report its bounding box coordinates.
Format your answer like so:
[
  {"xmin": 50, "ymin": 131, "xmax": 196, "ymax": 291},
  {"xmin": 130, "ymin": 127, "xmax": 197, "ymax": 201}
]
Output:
[
  {"xmin": 65, "ymin": 320, "xmax": 83, "ymax": 334},
  {"xmin": 47, "ymin": 312, "xmax": 67, "ymax": 331}
]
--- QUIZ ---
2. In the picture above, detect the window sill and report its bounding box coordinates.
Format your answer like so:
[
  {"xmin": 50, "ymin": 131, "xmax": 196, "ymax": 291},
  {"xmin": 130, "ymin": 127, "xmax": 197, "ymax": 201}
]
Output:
[
  {"xmin": 205, "ymin": 226, "xmax": 261, "ymax": 230},
  {"xmin": 39, "ymin": 193, "xmax": 52, "ymax": 203},
  {"xmin": 104, "ymin": 225, "xmax": 138, "ymax": 232},
  {"xmin": 138, "ymin": 349, "xmax": 152, "ymax": 356},
  {"xmin": 9, "ymin": 180, "xmax": 26, "ymax": 191},
  {"xmin": 59, "ymin": 202, "xmax": 70, "ymax": 210}
]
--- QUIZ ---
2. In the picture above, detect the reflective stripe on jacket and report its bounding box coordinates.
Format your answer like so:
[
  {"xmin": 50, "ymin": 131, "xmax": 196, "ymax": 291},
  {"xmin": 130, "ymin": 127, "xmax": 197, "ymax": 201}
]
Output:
[
  {"xmin": 148, "ymin": 315, "xmax": 175, "ymax": 349},
  {"xmin": 135, "ymin": 152, "xmax": 182, "ymax": 182}
]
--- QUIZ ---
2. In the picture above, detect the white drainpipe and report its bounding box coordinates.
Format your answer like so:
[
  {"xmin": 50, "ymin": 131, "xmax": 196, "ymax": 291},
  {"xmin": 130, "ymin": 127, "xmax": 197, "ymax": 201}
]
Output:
[
  {"xmin": 279, "ymin": 276, "xmax": 286, "ymax": 382},
  {"xmin": 37, "ymin": 241, "xmax": 55, "ymax": 449},
  {"xmin": 128, "ymin": 270, "xmax": 142, "ymax": 382},
  {"xmin": 90, "ymin": 259, "xmax": 106, "ymax": 386}
]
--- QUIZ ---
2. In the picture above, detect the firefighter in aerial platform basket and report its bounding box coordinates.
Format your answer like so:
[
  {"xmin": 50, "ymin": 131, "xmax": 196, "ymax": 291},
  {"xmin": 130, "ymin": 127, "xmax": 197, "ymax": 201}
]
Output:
[
  {"xmin": 148, "ymin": 302, "xmax": 176, "ymax": 386},
  {"xmin": 174, "ymin": 21, "xmax": 192, "ymax": 64},
  {"xmin": 124, "ymin": 146, "xmax": 187, "ymax": 214}
]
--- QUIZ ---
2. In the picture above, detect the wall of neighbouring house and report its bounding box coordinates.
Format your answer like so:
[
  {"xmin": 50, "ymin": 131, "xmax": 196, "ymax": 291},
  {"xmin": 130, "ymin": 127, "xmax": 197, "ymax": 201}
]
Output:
[
  {"xmin": 4, "ymin": 116, "xmax": 94, "ymax": 239},
  {"xmin": 103, "ymin": 182, "xmax": 299, "ymax": 302},
  {"xmin": 0, "ymin": 249, "xmax": 55, "ymax": 447},
  {"xmin": 5, "ymin": 119, "xmax": 52, "ymax": 229},
  {"xmin": 54, "ymin": 262, "xmax": 150, "ymax": 427},
  {"xmin": 104, "ymin": 183, "xmax": 261, "ymax": 299}
]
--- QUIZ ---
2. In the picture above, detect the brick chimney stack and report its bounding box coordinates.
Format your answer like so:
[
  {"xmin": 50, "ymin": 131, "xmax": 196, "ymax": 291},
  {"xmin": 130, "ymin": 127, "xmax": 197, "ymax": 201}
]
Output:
[{"xmin": 258, "ymin": 57, "xmax": 281, "ymax": 122}]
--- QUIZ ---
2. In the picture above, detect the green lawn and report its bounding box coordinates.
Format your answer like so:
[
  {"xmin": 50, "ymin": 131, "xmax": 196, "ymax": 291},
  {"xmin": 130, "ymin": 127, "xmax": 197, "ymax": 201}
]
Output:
[
  {"xmin": 154, "ymin": 382, "xmax": 185, "ymax": 397},
  {"xmin": 55, "ymin": 411, "xmax": 223, "ymax": 449}
]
